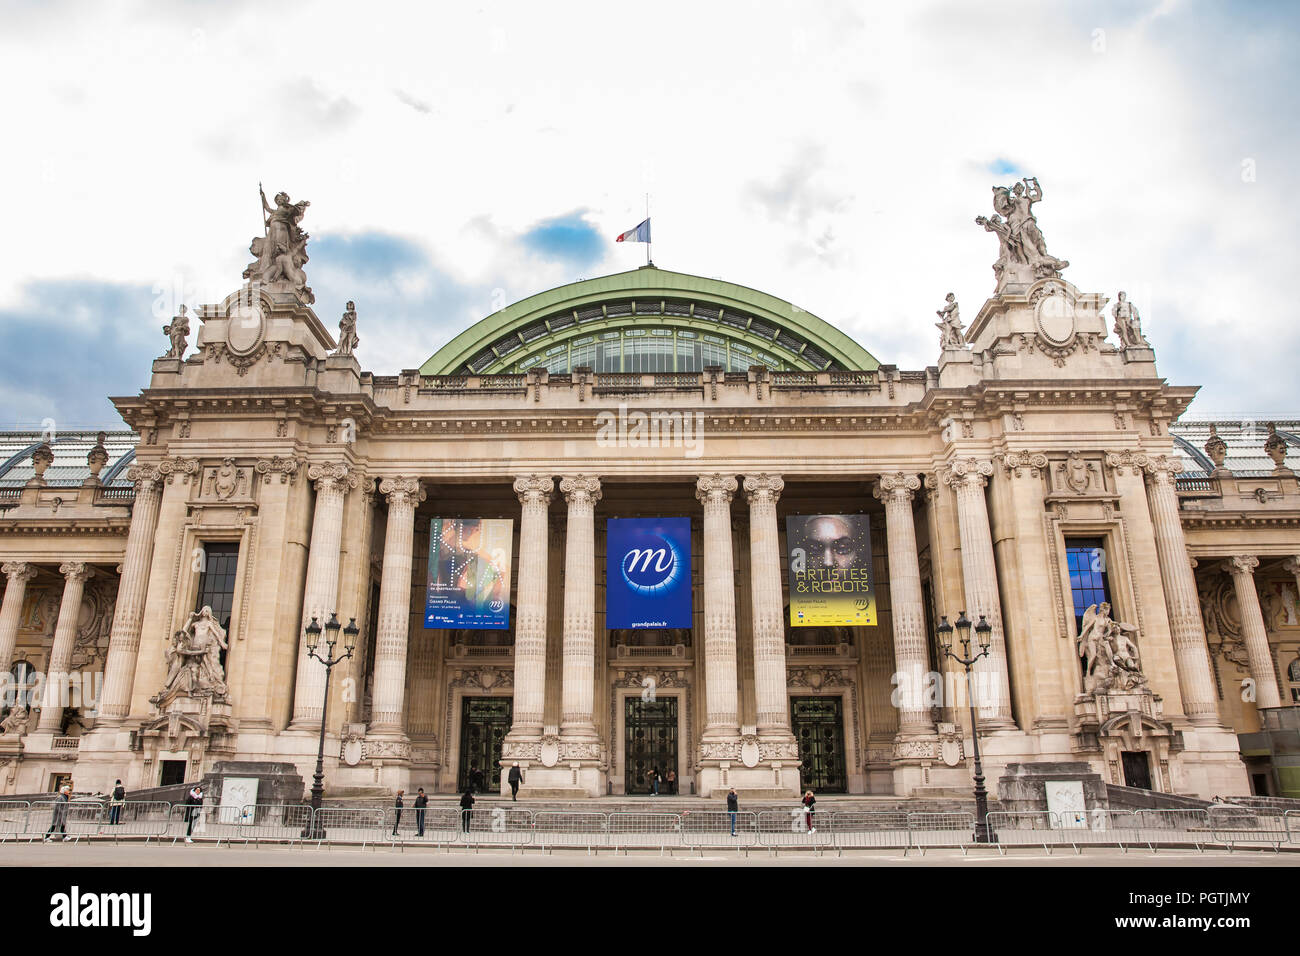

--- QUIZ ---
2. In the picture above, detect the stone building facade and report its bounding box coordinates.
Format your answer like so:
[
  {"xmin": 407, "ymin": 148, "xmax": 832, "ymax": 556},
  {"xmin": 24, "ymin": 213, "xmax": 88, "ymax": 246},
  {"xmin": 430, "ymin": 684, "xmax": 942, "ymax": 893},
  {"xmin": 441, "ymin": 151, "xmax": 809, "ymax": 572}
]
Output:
[{"xmin": 1, "ymin": 187, "xmax": 1298, "ymax": 800}]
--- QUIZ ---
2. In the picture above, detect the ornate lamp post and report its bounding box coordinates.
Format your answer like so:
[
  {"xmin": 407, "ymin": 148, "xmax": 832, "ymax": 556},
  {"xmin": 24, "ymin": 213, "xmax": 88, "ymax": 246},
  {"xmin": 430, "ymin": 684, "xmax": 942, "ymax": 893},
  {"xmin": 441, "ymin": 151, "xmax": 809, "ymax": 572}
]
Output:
[
  {"xmin": 301, "ymin": 612, "xmax": 357, "ymax": 839},
  {"xmin": 938, "ymin": 611, "xmax": 996, "ymax": 844}
]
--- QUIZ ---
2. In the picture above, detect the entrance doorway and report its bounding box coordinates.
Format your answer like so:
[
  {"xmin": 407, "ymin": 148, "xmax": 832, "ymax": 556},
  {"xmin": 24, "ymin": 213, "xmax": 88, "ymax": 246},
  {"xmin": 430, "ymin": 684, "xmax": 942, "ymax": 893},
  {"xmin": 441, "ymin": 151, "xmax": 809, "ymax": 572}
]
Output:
[
  {"xmin": 791, "ymin": 696, "xmax": 847, "ymax": 793},
  {"xmin": 1121, "ymin": 750, "xmax": 1152, "ymax": 790},
  {"xmin": 625, "ymin": 697, "xmax": 678, "ymax": 794},
  {"xmin": 458, "ymin": 697, "xmax": 511, "ymax": 792}
]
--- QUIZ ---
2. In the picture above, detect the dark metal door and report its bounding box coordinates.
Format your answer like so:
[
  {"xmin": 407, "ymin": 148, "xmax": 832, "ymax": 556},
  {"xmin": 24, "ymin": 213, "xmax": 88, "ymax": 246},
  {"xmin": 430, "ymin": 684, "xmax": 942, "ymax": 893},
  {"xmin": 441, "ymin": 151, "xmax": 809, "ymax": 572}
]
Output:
[
  {"xmin": 625, "ymin": 697, "xmax": 678, "ymax": 794},
  {"xmin": 1121, "ymin": 751, "xmax": 1152, "ymax": 790},
  {"xmin": 791, "ymin": 696, "xmax": 847, "ymax": 793},
  {"xmin": 458, "ymin": 697, "xmax": 511, "ymax": 792}
]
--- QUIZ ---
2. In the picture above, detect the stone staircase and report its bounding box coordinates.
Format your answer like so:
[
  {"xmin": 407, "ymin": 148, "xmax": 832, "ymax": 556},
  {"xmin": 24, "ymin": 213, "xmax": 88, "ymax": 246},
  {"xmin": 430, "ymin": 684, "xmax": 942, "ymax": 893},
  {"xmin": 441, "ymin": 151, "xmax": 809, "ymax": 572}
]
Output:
[{"xmin": 319, "ymin": 793, "xmax": 1002, "ymax": 814}]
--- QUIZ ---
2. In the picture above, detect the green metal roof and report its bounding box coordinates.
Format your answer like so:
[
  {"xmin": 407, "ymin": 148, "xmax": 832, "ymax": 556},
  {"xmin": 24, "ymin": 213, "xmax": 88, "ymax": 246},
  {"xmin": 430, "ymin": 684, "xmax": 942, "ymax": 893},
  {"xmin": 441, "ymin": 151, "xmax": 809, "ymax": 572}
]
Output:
[{"xmin": 419, "ymin": 266, "xmax": 879, "ymax": 375}]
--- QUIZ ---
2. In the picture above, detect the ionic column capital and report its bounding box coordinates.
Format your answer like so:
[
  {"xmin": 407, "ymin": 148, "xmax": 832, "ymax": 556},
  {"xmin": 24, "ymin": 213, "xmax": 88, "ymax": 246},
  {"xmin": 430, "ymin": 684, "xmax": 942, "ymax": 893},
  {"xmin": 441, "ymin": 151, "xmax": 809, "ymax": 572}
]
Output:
[
  {"xmin": 1103, "ymin": 449, "xmax": 1151, "ymax": 477},
  {"xmin": 1222, "ymin": 554, "xmax": 1260, "ymax": 578},
  {"xmin": 941, "ymin": 457, "xmax": 993, "ymax": 488},
  {"xmin": 742, "ymin": 473, "xmax": 783, "ymax": 505},
  {"xmin": 696, "ymin": 474, "xmax": 738, "ymax": 505},
  {"xmin": 125, "ymin": 463, "xmax": 163, "ymax": 492},
  {"xmin": 514, "ymin": 474, "xmax": 555, "ymax": 506},
  {"xmin": 873, "ymin": 472, "xmax": 921, "ymax": 502},
  {"xmin": 997, "ymin": 451, "xmax": 1049, "ymax": 479},
  {"xmin": 559, "ymin": 475, "xmax": 602, "ymax": 506},
  {"xmin": 1141, "ymin": 453, "xmax": 1183, "ymax": 483},
  {"xmin": 254, "ymin": 455, "xmax": 302, "ymax": 485},
  {"xmin": 378, "ymin": 476, "xmax": 426, "ymax": 508},
  {"xmin": 307, "ymin": 461, "xmax": 359, "ymax": 492},
  {"xmin": 58, "ymin": 562, "xmax": 94, "ymax": 584},
  {"xmin": 155, "ymin": 456, "xmax": 201, "ymax": 485},
  {"xmin": 2, "ymin": 562, "xmax": 38, "ymax": 584},
  {"xmin": 1282, "ymin": 556, "xmax": 1300, "ymax": 576}
]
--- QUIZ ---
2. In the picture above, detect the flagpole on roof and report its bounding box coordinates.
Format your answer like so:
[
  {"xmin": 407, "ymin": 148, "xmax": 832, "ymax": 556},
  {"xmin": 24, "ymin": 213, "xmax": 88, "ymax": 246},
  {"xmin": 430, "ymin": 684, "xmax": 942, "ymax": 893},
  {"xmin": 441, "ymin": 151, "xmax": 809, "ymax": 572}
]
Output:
[{"xmin": 645, "ymin": 193, "xmax": 651, "ymax": 266}]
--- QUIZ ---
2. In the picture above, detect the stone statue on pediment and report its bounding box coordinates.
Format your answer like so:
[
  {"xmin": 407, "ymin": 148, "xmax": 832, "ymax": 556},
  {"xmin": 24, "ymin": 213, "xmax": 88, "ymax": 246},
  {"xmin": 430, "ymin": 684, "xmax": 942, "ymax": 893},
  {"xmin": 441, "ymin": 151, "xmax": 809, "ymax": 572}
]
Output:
[
  {"xmin": 335, "ymin": 300, "xmax": 359, "ymax": 357},
  {"xmin": 977, "ymin": 178, "xmax": 1068, "ymax": 284},
  {"xmin": 162, "ymin": 306, "xmax": 191, "ymax": 359},
  {"xmin": 157, "ymin": 606, "xmax": 229, "ymax": 700},
  {"xmin": 935, "ymin": 293, "xmax": 967, "ymax": 349},
  {"xmin": 243, "ymin": 185, "xmax": 315, "ymax": 304},
  {"xmin": 1111, "ymin": 291, "xmax": 1147, "ymax": 347},
  {"xmin": 1078, "ymin": 602, "xmax": 1147, "ymax": 694}
]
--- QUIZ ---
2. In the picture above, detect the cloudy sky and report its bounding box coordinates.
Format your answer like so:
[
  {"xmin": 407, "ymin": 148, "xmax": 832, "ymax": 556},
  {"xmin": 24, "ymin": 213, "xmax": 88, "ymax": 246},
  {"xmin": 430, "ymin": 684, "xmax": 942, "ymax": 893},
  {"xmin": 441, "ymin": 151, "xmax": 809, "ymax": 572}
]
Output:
[{"xmin": 1, "ymin": 0, "xmax": 1296, "ymax": 428}]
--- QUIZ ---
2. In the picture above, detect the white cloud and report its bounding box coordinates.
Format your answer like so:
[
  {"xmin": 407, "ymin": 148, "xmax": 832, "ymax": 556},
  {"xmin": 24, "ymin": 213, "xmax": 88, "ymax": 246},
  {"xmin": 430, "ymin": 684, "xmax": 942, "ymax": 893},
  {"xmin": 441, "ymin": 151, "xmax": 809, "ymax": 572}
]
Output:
[{"xmin": 0, "ymin": 0, "xmax": 1295, "ymax": 415}]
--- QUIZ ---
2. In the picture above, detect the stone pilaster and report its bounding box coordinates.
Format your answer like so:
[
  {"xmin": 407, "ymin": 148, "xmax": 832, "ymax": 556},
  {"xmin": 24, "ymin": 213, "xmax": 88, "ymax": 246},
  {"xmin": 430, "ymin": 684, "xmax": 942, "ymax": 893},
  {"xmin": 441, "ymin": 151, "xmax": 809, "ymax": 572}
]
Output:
[
  {"xmin": 369, "ymin": 477, "xmax": 424, "ymax": 736},
  {"xmin": 1130, "ymin": 454, "xmax": 1220, "ymax": 725},
  {"xmin": 743, "ymin": 473, "xmax": 795, "ymax": 746},
  {"xmin": 874, "ymin": 472, "xmax": 935, "ymax": 736},
  {"xmin": 289, "ymin": 462, "xmax": 357, "ymax": 729},
  {"xmin": 0, "ymin": 562, "xmax": 39, "ymax": 676},
  {"xmin": 37, "ymin": 562, "xmax": 95, "ymax": 733},
  {"xmin": 98, "ymin": 466, "xmax": 164, "ymax": 724},
  {"xmin": 506, "ymin": 475, "xmax": 553, "ymax": 743},
  {"xmin": 941, "ymin": 458, "xmax": 1015, "ymax": 728},
  {"xmin": 1222, "ymin": 555, "xmax": 1282, "ymax": 710},
  {"xmin": 697, "ymin": 474, "xmax": 740, "ymax": 739},
  {"xmin": 559, "ymin": 475, "xmax": 601, "ymax": 742}
]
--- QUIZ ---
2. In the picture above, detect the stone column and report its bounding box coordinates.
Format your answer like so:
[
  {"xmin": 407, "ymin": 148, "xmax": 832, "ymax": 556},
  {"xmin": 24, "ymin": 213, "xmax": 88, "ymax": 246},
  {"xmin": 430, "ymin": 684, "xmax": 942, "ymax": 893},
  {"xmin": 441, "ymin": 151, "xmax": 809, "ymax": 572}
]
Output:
[
  {"xmin": 697, "ymin": 474, "xmax": 740, "ymax": 739},
  {"xmin": 38, "ymin": 562, "xmax": 94, "ymax": 733},
  {"xmin": 941, "ymin": 458, "xmax": 1015, "ymax": 728},
  {"xmin": 559, "ymin": 475, "xmax": 601, "ymax": 741},
  {"xmin": 874, "ymin": 472, "xmax": 936, "ymax": 736},
  {"xmin": 743, "ymin": 473, "xmax": 795, "ymax": 743},
  {"xmin": 290, "ymin": 462, "xmax": 357, "ymax": 729},
  {"xmin": 369, "ymin": 477, "xmax": 425, "ymax": 735},
  {"xmin": 1222, "ymin": 555, "xmax": 1282, "ymax": 710},
  {"xmin": 1137, "ymin": 455, "xmax": 1220, "ymax": 724},
  {"xmin": 0, "ymin": 562, "xmax": 39, "ymax": 676},
  {"xmin": 98, "ymin": 465, "xmax": 164, "ymax": 724},
  {"xmin": 507, "ymin": 475, "xmax": 553, "ymax": 741}
]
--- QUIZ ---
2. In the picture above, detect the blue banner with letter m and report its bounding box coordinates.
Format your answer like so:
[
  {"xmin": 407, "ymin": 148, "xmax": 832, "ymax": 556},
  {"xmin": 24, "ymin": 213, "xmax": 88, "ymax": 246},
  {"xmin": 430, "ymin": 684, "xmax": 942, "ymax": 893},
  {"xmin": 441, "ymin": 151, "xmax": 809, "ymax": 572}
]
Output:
[{"xmin": 605, "ymin": 517, "xmax": 692, "ymax": 629}]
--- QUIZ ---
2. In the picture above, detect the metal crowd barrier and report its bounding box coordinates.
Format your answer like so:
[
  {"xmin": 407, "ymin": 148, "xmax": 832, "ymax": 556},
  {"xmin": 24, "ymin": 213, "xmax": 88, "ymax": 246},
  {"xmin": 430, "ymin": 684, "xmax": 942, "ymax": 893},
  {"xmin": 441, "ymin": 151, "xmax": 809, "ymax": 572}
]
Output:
[
  {"xmin": 681, "ymin": 810, "xmax": 759, "ymax": 849},
  {"xmin": 1209, "ymin": 805, "xmax": 1288, "ymax": 851},
  {"xmin": 533, "ymin": 810, "xmax": 607, "ymax": 851},
  {"xmin": 829, "ymin": 811, "xmax": 911, "ymax": 852},
  {"xmin": 0, "ymin": 800, "xmax": 30, "ymax": 841},
  {"xmin": 609, "ymin": 811, "xmax": 683, "ymax": 852},
  {"xmin": 13, "ymin": 800, "xmax": 1300, "ymax": 854}
]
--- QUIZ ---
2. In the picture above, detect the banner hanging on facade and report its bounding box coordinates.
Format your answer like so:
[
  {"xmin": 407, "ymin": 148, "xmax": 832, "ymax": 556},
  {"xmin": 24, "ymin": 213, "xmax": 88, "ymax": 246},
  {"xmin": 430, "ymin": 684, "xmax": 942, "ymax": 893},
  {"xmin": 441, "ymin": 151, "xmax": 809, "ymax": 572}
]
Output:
[
  {"xmin": 605, "ymin": 517, "xmax": 692, "ymax": 629},
  {"xmin": 786, "ymin": 514, "xmax": 876, "ymax": 627},
  {"xmin": 424, "ymin": 518, "xmax": 514, "ymax": 629}
]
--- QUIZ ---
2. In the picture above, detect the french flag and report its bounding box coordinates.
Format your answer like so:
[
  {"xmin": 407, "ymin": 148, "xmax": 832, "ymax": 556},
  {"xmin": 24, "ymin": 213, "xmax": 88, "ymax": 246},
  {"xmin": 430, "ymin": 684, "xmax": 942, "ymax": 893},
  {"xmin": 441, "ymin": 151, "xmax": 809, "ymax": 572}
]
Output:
[{"xmin": 615, "ymin": 218, "xmax": 651, "ymax": 243}]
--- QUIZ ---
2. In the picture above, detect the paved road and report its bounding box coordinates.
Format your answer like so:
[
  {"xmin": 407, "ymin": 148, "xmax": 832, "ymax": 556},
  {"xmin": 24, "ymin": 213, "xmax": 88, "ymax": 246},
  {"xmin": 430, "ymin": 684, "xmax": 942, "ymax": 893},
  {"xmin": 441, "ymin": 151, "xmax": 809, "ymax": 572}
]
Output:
[{"xmin": 3, "ymin": 842, "xmax": 1297, "ymax": 866}]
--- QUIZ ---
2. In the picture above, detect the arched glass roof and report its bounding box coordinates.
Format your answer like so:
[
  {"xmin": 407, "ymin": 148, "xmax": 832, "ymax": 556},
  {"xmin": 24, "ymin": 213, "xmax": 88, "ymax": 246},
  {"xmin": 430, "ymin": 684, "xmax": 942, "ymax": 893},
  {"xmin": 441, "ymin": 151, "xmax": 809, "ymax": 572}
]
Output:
[{"xmin": 420, "ymin": 266, "xmax": 879, "ymax": 375}]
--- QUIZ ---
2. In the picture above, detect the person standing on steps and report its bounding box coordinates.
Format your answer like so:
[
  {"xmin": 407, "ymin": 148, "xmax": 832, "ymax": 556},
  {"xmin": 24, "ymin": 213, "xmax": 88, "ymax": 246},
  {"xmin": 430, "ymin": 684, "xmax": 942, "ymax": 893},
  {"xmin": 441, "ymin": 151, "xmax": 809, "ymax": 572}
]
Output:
[
  {"xmin": 507, "ymin": 762, "xmax": 524, "ymax": 801},
  {"xmin": 109, "ymin": 779, "xmax": 126, "ymax": 825},
  {"xmin": 392, "ymin": 789, "xmax": 405, "ymax": 836},
  {"xmin": 726, "ymin": 787, "xmax": 739, "ymax": 837},
  {"xmin": 414, "ymin": 788, "xmax": 428, "ymax": 837},
  {"xmin": 184, "ymin": 784, "xmax": 204, "ymax": 843},
  {"xmin": 468, "ymin": 764, "xmax": 485, "ymax": 794},
  {"xmin": 459, "ymin": 788, "xmax": 475, "ymax": 833},
  {"xmin": 802, "ymin": 789, "xmax": 816, "ymax": 834}
]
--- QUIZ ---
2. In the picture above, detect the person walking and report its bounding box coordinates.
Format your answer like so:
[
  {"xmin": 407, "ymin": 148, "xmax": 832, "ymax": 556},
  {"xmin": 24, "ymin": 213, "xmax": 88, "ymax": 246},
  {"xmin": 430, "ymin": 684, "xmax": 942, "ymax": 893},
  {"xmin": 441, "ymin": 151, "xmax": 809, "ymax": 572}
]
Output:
[
  {"xmin": 802, "ymin": 789, "xmax": 816, "ymax": 834},
  {"xmin": 184, "ymin": 784, "xmax": 204, "ymax": 843},
  {"xmin": 109, "ymin": 779, "xmax": 126, "ymax": 825},
  {"xmin": 459, "ymin": 789, "xmax": 475, "ymax": 834},
  {"xmin": 44, "ymin": 785, "xmax": 72, "ymax": 842},
  {"xmin": 391, "ymin": 789, "xmax": 405, "ymax": 836},
  {"xmin": 413, "ymin": 788, "xmax": 428, "ymax": 837},
  {"xmin": 726, "ymin": 787, "xmax": 739, "ymax": 837},
  {"xmin": 507, "ymin": 762, "xmax": 523, "ymax": 801},
  {"xmin": 650, "ymin": 765, "xmax": 661, "ymax": 796}
]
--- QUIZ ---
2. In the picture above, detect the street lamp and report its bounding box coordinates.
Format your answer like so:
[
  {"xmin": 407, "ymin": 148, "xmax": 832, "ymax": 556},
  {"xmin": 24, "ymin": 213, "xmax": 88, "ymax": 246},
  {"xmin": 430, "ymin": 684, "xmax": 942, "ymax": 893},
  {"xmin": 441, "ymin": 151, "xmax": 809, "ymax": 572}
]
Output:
[
  {"xmin": 938, "ymin": 611, "xmax": 996, "ymax": 844},
  {"xmin": 302, "ymin": 612, "xmax": 356, "ymax": 839}
]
